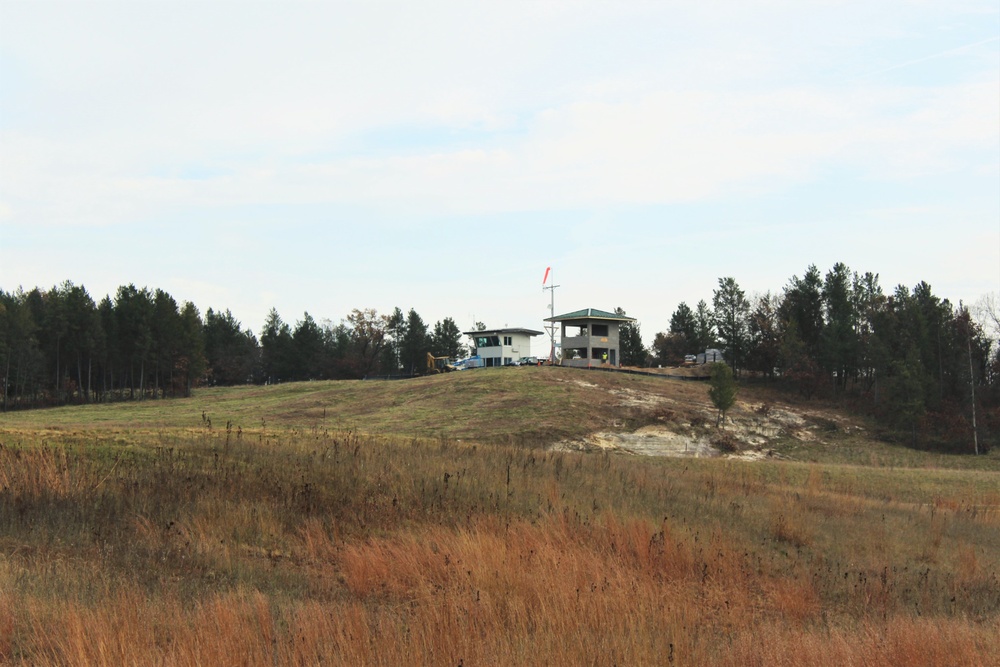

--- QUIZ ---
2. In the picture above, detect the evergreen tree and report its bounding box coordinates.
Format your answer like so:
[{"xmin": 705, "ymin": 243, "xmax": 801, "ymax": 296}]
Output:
[
  {"xmin": 668, "ymin": 302, "xmax": 697, "ymax": 354},
  {"xmin": 615, "ymin": 307, "xmax": 647, "ymax": 366},
  {"xmin": 114, "ymin": 285, "xmax": 154, "ymax": 398},
  {"xmin": 399, "ymin": 308, "xmax": 429, "ymax": 374},
  {"xmin": 821, "ymin": 262, "xmax": 857, "ymax": 392},
  {"xmin": 29, "ymin": 285, "xmax": 68, "ymax": 401},
  {"xmin": 781, "ymin": 265, "xmax": 824, "ymax": 358},
  {"xmin": 708, "ymin": 362, "xmax": 738, "ymax": 427},
  {"xmin": 0, "ymin": 289, "xmax": 41, "ymax": 410},
  {"xmin": 852, "ymin": 272, "xmax": 885, "ymax": 395},
  {"xmin": 747, "ymin": 291, "xmax": 781, "ymax": 379},
  {"xmin": 712, "ymin": 277, "xmax": 750, "ymax": 377},
  {"xmin": 260, "ymin": 308, "xmax": 294, "ymax": 383},
  {"xmin": 430, "ymin": 317, "xmax": 464, "ymax": 359},
  {"xmin": 0, "ymin": 296, "xmax": 7, "ymax": 407},
  {"xmin": 382, "ymin": 307, "xmax": 407, "ymax": 373},
  {"xmin": 61, "ymin": 282, "xmax": 101, "ymax": 403},
  {"xmin": 781, "ymin": 319, "xmax": 824, "ymax": 398},
  {"xmin": 694, "ymin": 300, "xmax": 715, "ymax": 351},
  {"xmin": 291, "ymin": 312, "xmax": 324, "ymax": 381},
  {"xmin": 204, "ymin": 308, "xmax": 259, "ymax": 385},
  {"xmin": 177, "ymin": 302, "xmax": 205, "ymax": 396},
  {"xmin": 883, "ymin": 346, "xmax": 927, "ymax": 446},
  {"xmin": 321, "ymin": 320, "xmax": 353, "ymax": 378},
  {"xmin": 96, "ymin": 296, "xmax": 116, "ymax": 400},
  {"xmin": 150, "ymin": 289, "xmax": 182, "ymax": 398}
]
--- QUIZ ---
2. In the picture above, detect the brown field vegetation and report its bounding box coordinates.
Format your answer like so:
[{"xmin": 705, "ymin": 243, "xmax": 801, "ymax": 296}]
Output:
[{"xmin": 1, "ymin": 369, "xmax": 998, "ymax": 665}]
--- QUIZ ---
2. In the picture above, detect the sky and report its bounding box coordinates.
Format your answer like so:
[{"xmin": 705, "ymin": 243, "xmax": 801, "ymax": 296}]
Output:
[{"xmin": 1, "ymin": 1, "xmax": 998, "ymax": 348}]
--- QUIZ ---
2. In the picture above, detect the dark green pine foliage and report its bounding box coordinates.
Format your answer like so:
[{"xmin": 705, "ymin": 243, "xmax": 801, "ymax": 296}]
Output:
[
  {"xmin": 616, "ymin": 307, "xmax": 647, "ymax": 367},
  {"xmin": 431, "ymin": 317, "xmax": 465, "ymax": 360},
  {"xmin": 399, "ymin": 308, "xmax": 429, "ymax": 375},
  {"xmin": 708, "ymin": 362, "xmax": 738, "ymax": 427},
  {"xmin": 712, "ymin": 277, "xmax": 750, "ymax": 377}
]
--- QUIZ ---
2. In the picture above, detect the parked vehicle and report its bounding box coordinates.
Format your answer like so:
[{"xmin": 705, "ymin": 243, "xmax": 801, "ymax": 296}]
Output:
[{"xmin": 456, "ymin": 356, "xmax": 484, "ymax": 369}]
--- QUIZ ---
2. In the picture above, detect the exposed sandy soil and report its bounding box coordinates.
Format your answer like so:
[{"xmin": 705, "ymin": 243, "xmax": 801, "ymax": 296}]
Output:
[
  {"xmin": 621, "ymin": 364, "xmax": 712, "ymax": 379},
  {"xmin": 557, "ymin": 427, "xmax": 719, "ymax": 458},
  {"xmin": 551, "ymin": 373, "xmax": 865, "ymax": 460}
]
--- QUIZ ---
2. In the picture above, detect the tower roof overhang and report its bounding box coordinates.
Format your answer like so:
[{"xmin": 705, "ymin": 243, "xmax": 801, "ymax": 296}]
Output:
[{"xmin": 544, "ymin": 308, "xmax": 635, "ymax": 323}]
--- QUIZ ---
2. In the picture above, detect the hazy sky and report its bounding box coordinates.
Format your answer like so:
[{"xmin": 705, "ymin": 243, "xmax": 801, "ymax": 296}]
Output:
[{"xmin": 2, "ymin": 1, "xmax": 998, "ymax": 345}]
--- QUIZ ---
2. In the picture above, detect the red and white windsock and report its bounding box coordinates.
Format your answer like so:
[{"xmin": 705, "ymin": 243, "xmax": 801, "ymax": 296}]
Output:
[{"xmin": 542, "ymin": 266, "xmax": 551, "ymax": 285}]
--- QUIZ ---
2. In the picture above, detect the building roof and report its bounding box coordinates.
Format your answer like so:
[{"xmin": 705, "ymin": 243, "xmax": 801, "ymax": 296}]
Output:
[
  {"xmin": 463, "ymin": 327, "xmax": 544, "ymax": 337},
  {"xmin": 544, "ymin": 308, "xmax": 635, "ymax": 322}
]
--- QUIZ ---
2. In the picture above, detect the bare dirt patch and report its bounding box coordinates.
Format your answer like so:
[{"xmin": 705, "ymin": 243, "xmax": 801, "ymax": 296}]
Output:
[
  {"xmin": 608, "ymin": 387, "xmax": 674, "ymax": 408},
  {"xmin": 553, "ymin": 426, "xmax": 717, "ymax": 457},
  {"xmin": 549, "ymin": 371, "xmax": 868, "ymax": 460}
]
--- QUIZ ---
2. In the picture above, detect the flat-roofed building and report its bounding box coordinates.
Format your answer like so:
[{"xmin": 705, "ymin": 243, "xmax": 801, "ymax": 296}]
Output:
[
  {"xmin": 544, "ymin": 308, "xmax": 635, "ymax": 368},
  {"xmin": 464, "ymin": 327, "xmax": 544, "ymax": 367}
]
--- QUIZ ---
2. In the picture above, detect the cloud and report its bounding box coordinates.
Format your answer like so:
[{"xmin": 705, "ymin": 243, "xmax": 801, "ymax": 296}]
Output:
[
  {"xmin": 3, "ymin": 72, "xmax": 996, "ymax": 230},
  {"xmin": 1, "ymin": 0, "xmax": 997, "ymax": 338}
]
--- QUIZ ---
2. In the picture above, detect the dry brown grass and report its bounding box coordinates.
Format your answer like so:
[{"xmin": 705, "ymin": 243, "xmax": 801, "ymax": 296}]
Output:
[
  {"xmin": 1, "ymin": 381, "xmax": 998, "ymax": 665},
  {"xmin": 11, "ymin": 513, "xmax": 998, "ymax": 666}
]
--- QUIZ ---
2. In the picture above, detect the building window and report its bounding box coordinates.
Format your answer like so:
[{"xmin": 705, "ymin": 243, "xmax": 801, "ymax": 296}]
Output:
[
  {"xmin": 592, "ymin": 324, "xmax": 609, "ymax": 337},
  {"xmin": 476, "ymin": 335, "xmax": 500, "ymax": 348},
  {"xmin": 503, "ymin": 336, "xmax": 513, "ymax": 346}
]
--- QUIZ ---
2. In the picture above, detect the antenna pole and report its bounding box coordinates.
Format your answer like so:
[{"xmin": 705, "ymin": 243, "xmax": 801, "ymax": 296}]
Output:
[
  {"xmin": 543, "ymin": 271, "xmax": 560, "ymax": 365},
  {"xmin": 966, "ymin": 307, "xmax": 979, "ymax": 455}
]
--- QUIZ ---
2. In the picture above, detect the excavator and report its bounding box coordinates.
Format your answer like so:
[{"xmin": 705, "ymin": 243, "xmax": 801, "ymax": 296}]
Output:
[{"xmin": 426, "ymin": 352, "xmax": 456, "ymax": 374}]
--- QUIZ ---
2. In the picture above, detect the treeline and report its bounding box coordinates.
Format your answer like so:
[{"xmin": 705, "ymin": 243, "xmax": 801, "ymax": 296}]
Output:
[
  {"xmin": 4, "ymin": 267, "xmax": 997, "ymax": 452},
  {"xmin": 623, "ymin": 263, "xmax": 998, "ymax": 452},
  {"xmin": 0, "ymin": 282, "xmax": 466, "ymax": 410}
]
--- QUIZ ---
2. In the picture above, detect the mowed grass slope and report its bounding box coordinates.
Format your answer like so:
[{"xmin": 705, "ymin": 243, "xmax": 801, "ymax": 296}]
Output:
[
  {"xmin": 1, "ymin": 368, "xmax": 999, "ymax": 665},
  {"xmin": 0, "ymin": 367, "xmax": 706, "ymax": 444},
  {"xmin": 4, "ymin": 366, "xmax": 997, "ymax": 472}
]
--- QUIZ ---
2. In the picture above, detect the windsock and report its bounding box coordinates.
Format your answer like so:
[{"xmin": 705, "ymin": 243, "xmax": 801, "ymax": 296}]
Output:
[{"xmin": 542, "ymin": 266, "xmax": 551, "ymax": 285}]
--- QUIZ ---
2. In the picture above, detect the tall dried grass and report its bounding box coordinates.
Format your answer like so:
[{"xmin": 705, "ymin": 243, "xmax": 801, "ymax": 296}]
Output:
[{"xmin": 0, "ymin": 429, "xmax": 997, "ymax": 665}]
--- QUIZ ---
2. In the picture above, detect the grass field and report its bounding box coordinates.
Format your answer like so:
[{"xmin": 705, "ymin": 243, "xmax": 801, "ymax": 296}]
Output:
[
  {"xmin": 0, "ymin": 367, "xmax": 700, "ymax": 444},
  {"xmin": 1, "ymin": 368, "xmax": 998, "ymax": 665}
]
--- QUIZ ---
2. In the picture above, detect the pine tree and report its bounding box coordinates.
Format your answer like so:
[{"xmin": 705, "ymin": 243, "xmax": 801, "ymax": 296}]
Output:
[
  {"xmin": 781, "ymin": 265, "xmax": 824, "ymax": 358},
  {"xmin": 820, "ymin": 262, "xmax": 857, "ymax": 393},
  {"xmin": 261, "ymin": 308, "xmax": 293, "ymax": 383},
  {"xmin": 712, "ymin": 277, "xmax": 750, "ymax": 377},
  {"xmin": 431, "ymin": 317, "xmax": 464, "ymax": 359},
  {"xmin": 177, "ymin": 302, "xmax": 205, "ymax": 396},
  {"xmin": 669, "ymin": 302, "xmax": 697, "ymax": 352},
  {"xmin": 291, "ymin": 313, "xmax": 324, "ymax": 381},
  {"xmin": 400, "ymin": 309, "xmax": 429, "ymax": 374},
  {"xmin": 694, "ymin": 300, "xmax": 716, "ymax": 352},
  {"xmin": 708, "ymin": 362, "xmax": 738, "ymax": 427},
  {"xmin": 615, "ymin": 307, "xmax": 646, "ymax": 366}
]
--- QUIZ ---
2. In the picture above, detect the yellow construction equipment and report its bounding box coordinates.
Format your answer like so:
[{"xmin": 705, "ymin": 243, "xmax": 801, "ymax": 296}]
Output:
[{"xmin": 426, "ymin": 352, "xmax": 455, "ymax": 374}]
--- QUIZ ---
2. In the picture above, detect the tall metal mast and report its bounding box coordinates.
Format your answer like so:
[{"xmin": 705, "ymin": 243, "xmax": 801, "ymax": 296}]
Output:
[{"xmin": 543, "ymin": 268, "xmax": 559, "ymax": 364}]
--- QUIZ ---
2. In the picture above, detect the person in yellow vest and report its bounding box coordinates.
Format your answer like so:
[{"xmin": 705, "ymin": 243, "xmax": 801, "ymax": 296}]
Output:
[{"xmin": 602, "ymin": 352, "xmax": 608, "ymax": 365}]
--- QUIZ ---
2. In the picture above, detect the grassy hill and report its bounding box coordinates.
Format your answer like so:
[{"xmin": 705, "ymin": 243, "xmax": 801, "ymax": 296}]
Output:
[
  {"xmin": 1, "ymin": 368, "xmax": 998, "ymax": 665},
  {"xmin": 1, "ymin": 366, "xmax": 685, "ymax": 440},
  {"xmin": 3, "ymin": 366, "xmax": 996, "ymax": 470}
]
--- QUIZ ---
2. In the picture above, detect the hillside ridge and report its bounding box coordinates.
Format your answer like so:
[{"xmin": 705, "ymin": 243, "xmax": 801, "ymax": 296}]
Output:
[{"xmin": 3, "ymin": 366, "xmax": 995, "ymax": 470}]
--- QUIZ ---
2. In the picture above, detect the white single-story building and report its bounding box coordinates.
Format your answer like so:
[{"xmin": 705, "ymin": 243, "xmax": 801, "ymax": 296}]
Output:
[{"xmin": 464, "ymin": 327, "xmax": 544, "ymax": 367}]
